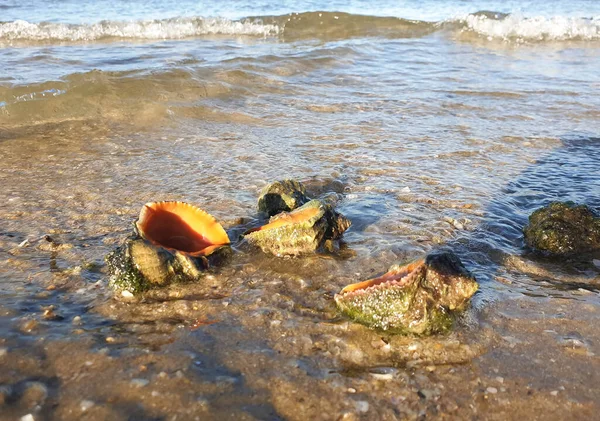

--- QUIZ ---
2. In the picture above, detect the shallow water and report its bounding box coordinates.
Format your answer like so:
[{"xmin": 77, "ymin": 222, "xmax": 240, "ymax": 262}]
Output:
[{"xmin": 1, "ymin": 0, "xmax": 600, "ymax": 419}]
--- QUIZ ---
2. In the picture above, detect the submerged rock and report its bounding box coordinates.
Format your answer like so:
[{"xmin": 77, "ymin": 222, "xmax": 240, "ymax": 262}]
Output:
[
  {"xmin": 258, "ymin": 179, "xmax": 309, "ymax": 217},
  {"xmin": 334, "ymin": 251, "xmax": 478, "ymax": 335},
  {"xmin": 523, "ymin": 201, "xmax": 600, "ymax": 255},
  {"xmin": 106, "ymin": 201, "xmax": 230, "ymax": 294},
  {"xmin": 244, "ymin": 199, "xmax": 351, "ymax": 256}
]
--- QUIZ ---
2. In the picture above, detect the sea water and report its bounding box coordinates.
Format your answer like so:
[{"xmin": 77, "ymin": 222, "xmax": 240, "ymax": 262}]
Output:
[{"xmin": 1, "ymin": 0, "xmax": 600, "ymax": 419}]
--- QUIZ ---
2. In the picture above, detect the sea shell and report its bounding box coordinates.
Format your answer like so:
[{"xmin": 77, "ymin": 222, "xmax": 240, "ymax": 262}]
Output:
[
  {"xmin": 257, "ymin": 179, "xmax": 309, "ymax": 217},
  {"xmin": 135, "ymin": 201, "xmax": 230, "ymax": 255},
  {"xmin": 106, "ymin": 201, "xmax": 230, "ymax": 294},
  {"xmin": 334, "ymin": 251, "xmax": 478, "ymax": 335},
  {"xmin": 244, "ymin": 199, "xmax": 351, "ymax": 256}
]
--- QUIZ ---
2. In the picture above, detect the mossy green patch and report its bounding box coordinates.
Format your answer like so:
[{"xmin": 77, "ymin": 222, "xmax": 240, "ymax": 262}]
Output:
[
  {"xmin": 335, "ymin": 252, "xmax": 477, "ymax": 335},
  {"xmin": 524, "ymin": 201, "xmax": 600, "ymax": 255}
]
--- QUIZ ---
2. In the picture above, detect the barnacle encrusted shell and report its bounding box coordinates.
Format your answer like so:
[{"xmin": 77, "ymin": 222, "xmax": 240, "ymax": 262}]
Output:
[
  {"xmin": 258, "ymin": 179, "xmax": 309, "ymax": 217},
  {"xmin": 334, "ymin": 251, "xmax": 478, "ymax": 335},
  {"xmin": 106, "ymin": 201, "xmax": 230, "ymax": 294},
  {"xmin": 523, "ymin": 201, "xmax": 600, "ymax": 255},
  {"xmin": 244, "ymin": 199, "xmax": 351, "ymax": 256}
]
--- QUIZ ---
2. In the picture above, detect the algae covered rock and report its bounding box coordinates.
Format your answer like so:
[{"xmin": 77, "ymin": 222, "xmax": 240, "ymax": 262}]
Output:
[
  {"xmin": 523, "ymin": 201, "xmax": 600, "ymax": 255},
  {"xmin": 244, "ymin": 199, "xmax": 351, "ymax": 256},
  {"xmin": 334, "ymin": 251, "xmax": 478, "ymax": 335},
  {"xmin": 106, "ymin": 201, "xmax": 230, "ymax": 294},
  {"xmin": 258, "ymin": 179, "xmax": 309, "ymax": 216}
]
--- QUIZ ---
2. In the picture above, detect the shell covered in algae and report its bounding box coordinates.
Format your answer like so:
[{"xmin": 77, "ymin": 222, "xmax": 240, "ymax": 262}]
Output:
[
  {"xmin": 523, "ymin": 201, "xmax": 600, "ymax": 255},
  {"xmin": 334, "ymin": 251, "xmax": 478, "ymax": 335},
  {"xmin": 258, "ymin": 179, "xmax": 309, "ymax": 217},
  {"xmin": 244, "ymin": 199, "xmax": 351, "ymax": 256},
  {"xmin": 106, "ymin": 201, "xmax": 230, "ymax": 294}
]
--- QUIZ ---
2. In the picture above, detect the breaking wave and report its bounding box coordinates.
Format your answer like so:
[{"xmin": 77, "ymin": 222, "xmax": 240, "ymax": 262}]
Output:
[
  {"xmin": 461, "ymin": 13, "xmax": 600, "ymax": 41},
  {"xmin": 0, "ymin": 17, "xmax": 280, "ymax": 41},
  {"xmin": 0, "ymin": 11, "xmax": 599, "ymax": 44}
]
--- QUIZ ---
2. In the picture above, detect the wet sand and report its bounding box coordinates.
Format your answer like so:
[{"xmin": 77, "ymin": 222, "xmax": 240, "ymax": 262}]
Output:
[{"xmin": 1, "ymin": 120, "xmax": 600, "ymax": 420}]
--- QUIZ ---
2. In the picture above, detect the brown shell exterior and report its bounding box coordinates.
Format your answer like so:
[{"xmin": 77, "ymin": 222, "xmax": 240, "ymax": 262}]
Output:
[{"xmin": 135, "ymin": 201, "xmax": 230, "ymax": 257}]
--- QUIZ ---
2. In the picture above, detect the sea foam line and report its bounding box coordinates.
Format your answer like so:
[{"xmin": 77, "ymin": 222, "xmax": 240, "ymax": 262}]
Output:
[
  {"xmin": 0, "ymin": 17, "xmax": 279, "ymax": 41},
  {"xmin": 459, "ymin": 14, "xmax": 600, "ymax": 41}
]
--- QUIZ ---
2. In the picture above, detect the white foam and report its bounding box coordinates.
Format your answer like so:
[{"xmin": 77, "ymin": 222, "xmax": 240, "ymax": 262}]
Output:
[
  {"xmin": 0, "ymin": 17, "xmax": 279, "ymax": 41},
  {"xmin": 460, "ymin": 13, "xmax": 600, "ymax": 41}
]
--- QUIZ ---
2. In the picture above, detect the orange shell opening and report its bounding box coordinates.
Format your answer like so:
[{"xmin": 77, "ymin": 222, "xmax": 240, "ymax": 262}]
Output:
[
  {"xmin": 340, "ymin": 259, "xmax": 425, "ymax": 294},
  {"xmin": 247, "ymin": 207, "xmax": 320, "ymax": 234},
  {"xmin": 136, "ymin": 202, "xmax": 230, "ymax": 256}
]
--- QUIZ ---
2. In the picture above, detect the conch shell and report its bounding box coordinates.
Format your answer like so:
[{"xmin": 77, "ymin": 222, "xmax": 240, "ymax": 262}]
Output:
[
  {"xmin": 135, "ymin": 201, "xmax": 229, "ymax": 256},
  {"xmin": 243, "ymin": 199, "xmax": 351, "ymax": 256},
  {"xmin": 106, "ymin": 201, "xmax": 230, "ymax": 294},
  {"xmin": 335, "ymin": 251, "xmax": 478, "ymax": 335}
]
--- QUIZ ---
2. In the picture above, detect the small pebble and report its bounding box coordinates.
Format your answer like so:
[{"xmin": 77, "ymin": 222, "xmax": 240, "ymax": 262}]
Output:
[
  {"xmin": 130, "ymin": 378, "xmax": 149, "ymax": 388},
  {"xmin": 20, "ymin": 415, "xmax": 35, "ymax": 421},
  {"xmin": 347, "ymin": 387, "xmax": 356, "ymax": 394},
  {"xmin": 443, "ymin": 216, "xmax": 464, "ymax": 230},
  {"xmin": 80, "ymin": 400, "xmax": 95, "ymax": 411},
  {"xmin": 369, "ymin": 372, "xmax": 394, "ymax": 381},
  {"xmin": 121, "ymin": 290, "xmax": 134, "ymax": 298},
  {"xmin": 418, "ymin": 389, "xmax": 439, "ymax": 400},
  {"xmin": 298, "ymin": 279, "xmax": 311, "ymax": 289},
  {"xmin": 339, "ymin": 412, "xmax": 359, "ymax": 421},
  {"xmin": 593, "ymin": 259, "xmax": 600, "ymax": 269},
  {"xmin": 105, "ymin": 337, "xmax": 116, "ymax": 343},
  {"xmin": 21, "ymin": 382, "xmax": 48, "ymax": 406},
  {"xmin": 20, "ymin": 319, "xmax": 38, "ymax": 333},
  {"xmin": 495, "ymin": 377, "xmax": 504, "ymax": 384},
  {"xmin": 355, "ymin": 400, "xmax": 369, "ymax": 413},
  {"xmin": 486, "ymin": 387, "xmax": 498, "ymax": 394},
  {"xmin": 0, "ymin": 347, "xmax": 7, "ymax": 357},
  {"xmin": 151, "ymin": 391, "xmax": 160, "ymax": 397},
  {"xmin": 550, "ymin": 390, "xmax": 559, "ymax": 396},
  {"xmin": 42, "ymin": 306, "xmax": 63, "ymax": 321},
  {"xmin": 72, "ymin": 316, "xmax": 82, "ymax": 325}
]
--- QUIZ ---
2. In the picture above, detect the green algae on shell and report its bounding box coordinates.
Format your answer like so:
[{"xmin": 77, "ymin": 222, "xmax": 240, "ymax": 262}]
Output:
[
  {"xmin": 523, "ymin": 201, "xmax": 600, "ymax": 255},
  {"xmin": 334, "ymin": 251, "xmax": 478, "ymax": 335},
  {"xmin": 106, "ymin": 201, "xmax": 231, "ymax": 295},
  {"xmin": 244, "ymin": 199, "xmax": 351, "ymax": 256},
  {"xmin": 258, "ymin": 179, "xmax": 309, "ymax": 217}
]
